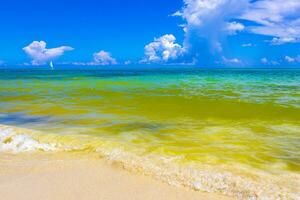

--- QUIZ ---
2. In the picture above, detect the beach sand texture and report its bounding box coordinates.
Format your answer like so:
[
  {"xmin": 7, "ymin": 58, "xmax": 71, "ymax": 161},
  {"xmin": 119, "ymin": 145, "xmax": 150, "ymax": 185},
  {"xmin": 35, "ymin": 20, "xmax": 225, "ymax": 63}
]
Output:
[{"xmin": 0, "ymin": 153, "xmax": 231, "ymax": 200}]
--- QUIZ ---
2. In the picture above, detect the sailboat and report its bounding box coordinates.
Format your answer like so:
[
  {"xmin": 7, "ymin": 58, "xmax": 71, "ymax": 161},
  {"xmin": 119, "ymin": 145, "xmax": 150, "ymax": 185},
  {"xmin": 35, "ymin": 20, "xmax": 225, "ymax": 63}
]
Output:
[{"xmin": 49, "ymin": 61, "xmax": 54, "ymax": 70}]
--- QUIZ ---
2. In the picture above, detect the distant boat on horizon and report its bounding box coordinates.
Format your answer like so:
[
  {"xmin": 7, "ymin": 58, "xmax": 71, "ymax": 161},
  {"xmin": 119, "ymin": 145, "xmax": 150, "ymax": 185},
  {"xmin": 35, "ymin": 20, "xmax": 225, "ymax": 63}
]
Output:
[{"xmin": 49, "ymin": 61, "xmax": 54, "ymax": 70}]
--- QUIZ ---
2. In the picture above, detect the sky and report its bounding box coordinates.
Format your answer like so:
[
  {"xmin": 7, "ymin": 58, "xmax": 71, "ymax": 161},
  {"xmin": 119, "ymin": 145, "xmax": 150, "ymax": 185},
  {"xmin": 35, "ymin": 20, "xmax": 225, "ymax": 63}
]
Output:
[{"xmin": 1, "ymin": 0, "xmax": 300, "ymax": 68}]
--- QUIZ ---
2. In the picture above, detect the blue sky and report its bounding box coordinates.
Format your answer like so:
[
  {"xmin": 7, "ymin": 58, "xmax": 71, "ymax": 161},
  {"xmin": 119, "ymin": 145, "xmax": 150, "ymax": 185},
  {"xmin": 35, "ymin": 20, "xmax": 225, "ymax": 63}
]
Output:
[{"xmin": 1, "ymin": 0, "xmax": 300, "ymax": 67}]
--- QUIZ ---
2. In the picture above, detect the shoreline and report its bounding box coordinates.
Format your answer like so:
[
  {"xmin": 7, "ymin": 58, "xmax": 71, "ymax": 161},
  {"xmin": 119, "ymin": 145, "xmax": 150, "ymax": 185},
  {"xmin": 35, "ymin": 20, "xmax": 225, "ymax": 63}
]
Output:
[
  {"xmin": 0, "ymin": 152, "xmax": 231, "ymax": 200},
  {"xmin": 1, "ymin": 124, "xmax": 299, "ymax": 199}
]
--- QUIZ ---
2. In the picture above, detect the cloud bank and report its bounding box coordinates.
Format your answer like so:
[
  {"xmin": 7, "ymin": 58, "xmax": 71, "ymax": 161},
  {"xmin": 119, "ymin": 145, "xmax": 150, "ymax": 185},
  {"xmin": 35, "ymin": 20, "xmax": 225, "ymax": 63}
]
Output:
[
  {"xmin": 23, "ymin": 41, "xmax": 74, "ymax": 65},
  {"xmin": 160, "ymin": 0, "xmax": 300, "ymax": 66},
  {"xmin": 60, "ymin": 50, "xmax": 117, "ymax": 66}
]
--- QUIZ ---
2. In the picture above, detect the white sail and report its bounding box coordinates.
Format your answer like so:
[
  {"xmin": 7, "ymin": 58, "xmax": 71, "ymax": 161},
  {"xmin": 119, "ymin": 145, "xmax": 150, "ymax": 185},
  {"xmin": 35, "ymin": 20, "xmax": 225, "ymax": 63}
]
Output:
[{"xmin": 49, "ymin": 61, "xmax": 54, "ymax": 69}]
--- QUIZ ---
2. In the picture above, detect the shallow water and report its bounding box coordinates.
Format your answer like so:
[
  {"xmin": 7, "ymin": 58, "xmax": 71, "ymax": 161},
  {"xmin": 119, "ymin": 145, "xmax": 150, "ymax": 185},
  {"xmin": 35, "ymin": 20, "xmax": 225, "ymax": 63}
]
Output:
[{"xmin": 0, "ymin": 68, "xmax": 300, "ymax": 199}]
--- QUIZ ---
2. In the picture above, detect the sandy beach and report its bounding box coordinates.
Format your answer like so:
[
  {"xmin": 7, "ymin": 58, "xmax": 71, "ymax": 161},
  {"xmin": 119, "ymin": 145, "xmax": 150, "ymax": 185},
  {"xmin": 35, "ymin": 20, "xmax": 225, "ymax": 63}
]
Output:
[{"xmin": 0, "ymin": 152, "xmax": 231, "ymax": 200}]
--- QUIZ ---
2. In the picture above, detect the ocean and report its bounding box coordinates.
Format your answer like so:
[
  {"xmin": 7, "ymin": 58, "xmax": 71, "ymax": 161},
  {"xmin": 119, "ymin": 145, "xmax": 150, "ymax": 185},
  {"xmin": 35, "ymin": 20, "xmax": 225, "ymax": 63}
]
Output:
[{"xmin": 0, "ymin": 68, "xmax": 299, "ymax": 199}]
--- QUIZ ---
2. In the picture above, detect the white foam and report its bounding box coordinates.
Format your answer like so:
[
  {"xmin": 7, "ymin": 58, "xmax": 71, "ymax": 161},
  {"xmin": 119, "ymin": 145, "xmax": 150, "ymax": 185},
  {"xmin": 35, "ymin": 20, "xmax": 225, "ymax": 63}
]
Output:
[
  {"xmin": 96, "ymin": 147, "xmax": 300, "ymax": 200},
  {"xmin": 0, "ymin": 127, "xmax": 56, "ymax": 153}
]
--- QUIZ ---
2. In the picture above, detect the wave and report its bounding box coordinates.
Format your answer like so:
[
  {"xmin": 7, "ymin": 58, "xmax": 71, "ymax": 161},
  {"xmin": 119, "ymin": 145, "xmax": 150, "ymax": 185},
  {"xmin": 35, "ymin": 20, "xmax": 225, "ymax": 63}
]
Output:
[
  {"xmin": 0, "ymin": 126, "xmax": 56, "ymax": 153},
  {"xmin": 0, "ymin": 124, "xmax": 299, "ymax": 200}
]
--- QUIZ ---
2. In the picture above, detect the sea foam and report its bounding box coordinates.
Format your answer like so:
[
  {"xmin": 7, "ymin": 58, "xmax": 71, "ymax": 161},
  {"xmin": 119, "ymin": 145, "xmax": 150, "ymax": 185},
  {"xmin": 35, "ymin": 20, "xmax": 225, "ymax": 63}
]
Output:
[
  {"xmin": 0, "ymin": 127, "xmax": 56, "ymax": 153},
  {"xmin": 96, "ymin": 147, "xmax": 300, "ymax": 200}
]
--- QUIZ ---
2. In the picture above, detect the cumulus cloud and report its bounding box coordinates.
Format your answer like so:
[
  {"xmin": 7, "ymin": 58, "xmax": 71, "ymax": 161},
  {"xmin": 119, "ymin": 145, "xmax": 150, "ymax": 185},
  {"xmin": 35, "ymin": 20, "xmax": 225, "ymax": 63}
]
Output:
[
  {"xmin": 92, "ymin": 51, "xmax": 117, "ymax": 65},
  {"xmin": 174, "ymin": 0, "xmax": 248, "ymax": 53},
  {"xmin": 168, "ymin": 0, "xmax": 300, "ymax": 66},
  {"xmin": 174, "ymin": 0, "xmax": 300, "ymax": 51},
  {"xmin": 141, "ymin": 34, "xmax": 186, "ymax": 63},
  {"xmin": 285, "ymin": 55, "xmax": 300, "ymax": 63},
  {"xmin": 23, "ymin": 41, "xmax": 74, "ymax": 65}
]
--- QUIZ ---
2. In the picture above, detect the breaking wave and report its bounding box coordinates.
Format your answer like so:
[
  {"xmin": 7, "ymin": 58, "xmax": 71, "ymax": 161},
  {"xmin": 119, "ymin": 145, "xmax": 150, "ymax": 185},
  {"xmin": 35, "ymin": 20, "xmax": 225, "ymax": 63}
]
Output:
[{"xmin": 0, "ymin": 126, "xmax": 56, "ymax": 153}]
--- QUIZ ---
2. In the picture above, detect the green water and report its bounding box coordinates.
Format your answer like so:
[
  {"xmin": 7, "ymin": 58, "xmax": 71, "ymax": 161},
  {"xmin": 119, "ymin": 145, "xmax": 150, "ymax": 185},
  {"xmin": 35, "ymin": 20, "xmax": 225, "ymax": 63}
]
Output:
[{"xmin": 0, "ymin": 68, "xmax": 299, "ymax": 198}]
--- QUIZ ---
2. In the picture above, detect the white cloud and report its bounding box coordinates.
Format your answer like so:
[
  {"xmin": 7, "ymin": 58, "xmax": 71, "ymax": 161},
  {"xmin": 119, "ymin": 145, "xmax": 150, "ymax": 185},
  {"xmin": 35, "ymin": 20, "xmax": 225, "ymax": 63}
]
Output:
[
  {"xmin": 174, "ymin": 0, "xmax": 248, "ymax": 52},
  {"xmin": 285, "ymin": 56, "xmax": 295, "ymax": 63},
  {"xmin": 174, "ymin": 0, "xmax": 300, "ymax": 49},
  {"xmin": 141, "ymin": 34, "xmax": 186, "ymax": 63},
  {"xmin": 92, "ymin": 51, "xmax": 117, "ymax": 65},
  {"xmin": 271, "ymin": 61, "xmax": 280, "ymax": 65},
  {"xmin": 242, "ymin": 43, "xmax": 254, "ymax": 47},
  {"xmin": 226, "ymin": 21, "xmax": 245, "ymax": 35},
  {"xmin": 241, "ymin": 0, "xmax": 300, "ymax": 44},
  {"xmin": 261, "ymin": 57, "xmax": 268, "ymax": 64},
  {"xmin": 59, "ymin": 50, "xmax": 117, "ymax": 66},
  {"xmin": 222, "ymin": 56, "xmax": 241, "ymax": 64},
  {"xmin": 23, "ymin": 41, "xmax": 74, "ymax": 65},
  {"xmin": 284, "ymin": 55, "xmax": 300, "ymax": 63},
  {"xmin": 261, "ymin": 57, "xmax": 279, "ymax": 65},
  {"xmin": 270, "ymin": 37, "xmax": 298, "ymax": 45}
]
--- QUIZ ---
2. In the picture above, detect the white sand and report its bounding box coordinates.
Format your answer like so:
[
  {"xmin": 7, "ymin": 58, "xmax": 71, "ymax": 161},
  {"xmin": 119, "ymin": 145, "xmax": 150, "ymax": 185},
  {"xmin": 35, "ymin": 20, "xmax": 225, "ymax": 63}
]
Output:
[{"xmin": 0, "ymin": 153, "xmax": 231, "ymax": 200}]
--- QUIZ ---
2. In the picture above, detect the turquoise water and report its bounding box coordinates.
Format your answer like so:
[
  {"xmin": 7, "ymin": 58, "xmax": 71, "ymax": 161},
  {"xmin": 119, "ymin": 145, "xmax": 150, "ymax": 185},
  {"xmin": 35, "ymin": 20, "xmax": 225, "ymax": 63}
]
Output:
[{"xmin": 0, "ymin": 68, "xmax": 299, "ymax": 199}]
